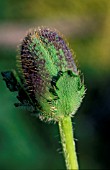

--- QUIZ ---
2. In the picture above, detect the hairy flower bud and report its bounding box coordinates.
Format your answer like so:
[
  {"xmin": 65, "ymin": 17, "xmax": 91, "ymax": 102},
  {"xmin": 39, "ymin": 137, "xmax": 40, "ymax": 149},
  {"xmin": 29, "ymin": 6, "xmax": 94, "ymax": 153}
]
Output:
[{"xmin": 2, "ymin": 27, "xmax": 85, "ymax": 122}]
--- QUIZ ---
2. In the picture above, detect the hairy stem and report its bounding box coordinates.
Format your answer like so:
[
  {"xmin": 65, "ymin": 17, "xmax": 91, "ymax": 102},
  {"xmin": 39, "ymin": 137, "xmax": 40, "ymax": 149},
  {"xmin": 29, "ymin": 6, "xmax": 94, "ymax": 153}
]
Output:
[{"xmin": 58, "ymin": 116, "xmax": 78, "ymax": 170}]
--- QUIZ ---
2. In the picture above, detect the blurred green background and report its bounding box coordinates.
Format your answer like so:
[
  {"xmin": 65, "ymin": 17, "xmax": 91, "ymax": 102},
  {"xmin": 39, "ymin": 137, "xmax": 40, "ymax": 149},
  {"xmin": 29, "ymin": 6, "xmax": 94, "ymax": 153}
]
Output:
[{"xmin": 0, "ymin": 0, "xmax": 110, "ymax": 169}]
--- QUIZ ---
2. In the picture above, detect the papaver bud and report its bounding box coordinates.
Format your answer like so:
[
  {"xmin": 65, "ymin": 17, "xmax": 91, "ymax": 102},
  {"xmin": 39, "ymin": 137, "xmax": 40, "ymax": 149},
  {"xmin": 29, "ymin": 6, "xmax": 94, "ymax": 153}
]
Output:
[{"xmin": 2, "ymin": 27, "xmax": 85, "ymax": 122}]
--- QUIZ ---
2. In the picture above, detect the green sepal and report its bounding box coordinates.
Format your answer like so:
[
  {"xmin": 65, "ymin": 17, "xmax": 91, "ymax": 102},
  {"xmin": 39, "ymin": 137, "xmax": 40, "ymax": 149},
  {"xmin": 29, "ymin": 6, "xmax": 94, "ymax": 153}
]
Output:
[
  {"xmin": 1, "ymin": 70, "xmax": 20, "ymax": 92},
  {"xmin": 55, "ymin": 70, "xmax": 85, "ymax": 116},
  {"xmin": 39, "ymin": 70, "xmax": 85, "ymax": 122},
  {"xmin": 1, "ymin": 70, "xmax": 37, "ymax": 112}
]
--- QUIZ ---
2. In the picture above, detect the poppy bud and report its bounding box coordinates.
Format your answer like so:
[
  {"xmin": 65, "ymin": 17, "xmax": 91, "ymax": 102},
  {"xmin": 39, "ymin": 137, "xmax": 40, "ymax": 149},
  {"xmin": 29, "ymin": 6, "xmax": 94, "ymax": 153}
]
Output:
[{"xmin": 2, "ymin": 27, "xmax": 85, "ymax": 122}]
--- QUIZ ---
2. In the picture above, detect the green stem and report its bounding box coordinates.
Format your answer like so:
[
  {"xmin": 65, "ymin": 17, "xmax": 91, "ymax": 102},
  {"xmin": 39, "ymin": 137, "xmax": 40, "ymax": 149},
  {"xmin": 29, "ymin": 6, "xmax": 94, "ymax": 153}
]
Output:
[{"xmin": 58, "ymin": 116, "xmax": 78, "ymax": 170}]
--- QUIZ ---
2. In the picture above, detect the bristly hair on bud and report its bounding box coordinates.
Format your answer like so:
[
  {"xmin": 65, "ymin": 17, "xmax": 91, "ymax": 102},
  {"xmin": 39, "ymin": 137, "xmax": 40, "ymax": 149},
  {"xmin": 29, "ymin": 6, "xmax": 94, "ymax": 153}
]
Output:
[{"xmin": 2, "ymin": 27, "xmax": 85, "ymax": 122}]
